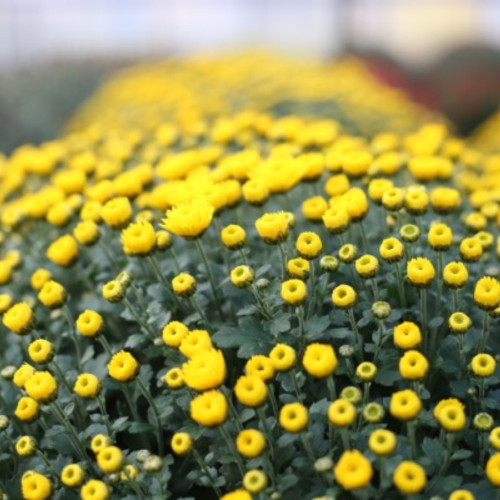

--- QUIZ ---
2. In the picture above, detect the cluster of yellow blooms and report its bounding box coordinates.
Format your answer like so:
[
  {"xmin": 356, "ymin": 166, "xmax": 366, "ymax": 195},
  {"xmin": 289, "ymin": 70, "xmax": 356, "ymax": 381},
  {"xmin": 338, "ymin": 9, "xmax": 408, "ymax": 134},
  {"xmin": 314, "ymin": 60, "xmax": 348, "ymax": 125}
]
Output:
[{"xmin": 1, "ymin": 53, "xmax": 500, "ymax": 500}]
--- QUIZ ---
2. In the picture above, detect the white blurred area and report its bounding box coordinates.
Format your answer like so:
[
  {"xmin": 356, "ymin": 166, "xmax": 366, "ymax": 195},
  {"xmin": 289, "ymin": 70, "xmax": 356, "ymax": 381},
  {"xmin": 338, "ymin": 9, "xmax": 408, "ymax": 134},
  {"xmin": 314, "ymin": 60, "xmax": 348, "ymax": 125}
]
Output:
[{"xmin": 1, "ymin": 0, "xmax": 500, "ymax": 69}]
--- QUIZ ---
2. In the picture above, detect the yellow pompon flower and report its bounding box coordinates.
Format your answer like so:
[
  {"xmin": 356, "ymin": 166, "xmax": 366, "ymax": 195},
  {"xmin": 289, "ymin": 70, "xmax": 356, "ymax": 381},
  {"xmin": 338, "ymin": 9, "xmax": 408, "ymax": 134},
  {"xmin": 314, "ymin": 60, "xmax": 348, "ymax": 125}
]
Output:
[
  {"xmin": 430, "ymin": 187, "xmax": 461, "ymax": 214},
  {"xmin": 73, "ymin": 220, "xmax": 100, "ymax": 246},
  {"xmin": 15, "ymin": 396, "xmax": 39, "ymax": 422},
  {"xmin": 443, "ymin": 261, "xmax": 468, "ymax": 288},
  {"xmin": 61, "ymin": 463, "xmax": 85, "ymax": 487},
  {"xmin": 246, "ymin": 355, "xmax": 275, "ymax": 381},
  {"xmin": 393, "ymin": 461, "xmax": 426, "ymax": 494},
  {"xmin": 76, "ymin": 310, "xmax": 104, "ymax": 337},
  {"xmin": 342, "ymin": 150, "xmax": 373, "ymax": 177},
  {"xmin": 342, "ymin": 187, "xmax": 369, "ymax": 221},
  {"xmin": 30, "ymin": 268, "xmax": 52, "ymax": 291},
  {"xmin": 102, "ymin": 280, "xmax": 125, "ymax": 303},
  {"xmin": 90, "ymin": 434, "xmax": 112, "ymax": 454},
  {"xmin": 156, "ymin": 230, "xmax": 173, "ymax": 250},
  {"xmin": 406, "ymin": 257, "xmax": 435, "ymax": 287},
  {"xmin": 428, "ymin": 223, "xmax": 453, "ymax": 250},
  {"xmin": 120, "ymin": 464, "xmax": 139, "ymax": 481},
  {"xmin": 220, "ymin": 489, "xmax": 252, "ymax": 500},
  {"xmin": 243, "ymin": 469, "xmax": 268, "ymax": 494},
  {"xmin": 449, "ymin": 489, "xmax": 475, "ymax": 500},
  {"xmin": 296, "ymin": 232, "xmax": 322, "ymax": 259},
  {"xmin": 13, "ymin": 363, "xmax": 36, "ymax": 388},
  {"xmin": 0, "ymin": 293, "xmax": 13, "ymax": 314},
  {"xmin": 382, "ymin": 187, "xmax": 404, "ymax": 211},
  {"xmin": 179, "ymin": 329, "xmax": 212, "ymax": 358},
  {"xmin": 230, "ymin": 265, "xmax": 254, "ymax": 288},
  {"xmin": 379, "ymin": 237, "xmax": 404, "ymax": 262},
  {"xmin": 80, "ymin": 479, "xmax": 110, "ymax": 500},
  {"xmin": 38, "ymin": 280, "xmax": 67, "ymax": 308},
  {"xmin": 162, "ymin": 321, "xmax": 188, "ymax": 348},
  {"xmin": 182, "ymin": 349, "xmax": 226, "ymax": 391},
  {"xmin": 489, "ymin": 427, "xmax": 500, "ymax": 450},
  {"xmin": 322, "ymin": 207, "xmax": 350, "ymax": 234},
  {"xmin": 171, "ymin": 432, "xmax": 193, "ymax": 455},
  {"xmin": 236, "ymin": 429, "xmax": 266, "ymax": 458},
  {"xmin": 190, "ymin": 390, "xmax": 228, "ymax": 427},
  {"xmin": 368, "ymin": 429, "xmax": 397, "ymax": 456},
  {"xmin": 279, "ymin": 402, "xmax": 308, "ymax": 433},
  {"xmin": 338, "ymin": 243, "xmax": 358, "ymax": 263},
  {"xmin": 303, "ymin": 197, "xmax": 329, "ymax": 223},
  {"xmin": 486, "ymin": 454, "xmax": 500, "ymax": 487},
  {"xmin": 221, "ymin": 224, "xmax": 246, "ymax": 250},
  {"xmin": 355, "ymin": 254, "xmax": 379, "ymax": 279},
  {"xmin": 46, "ymin": 234, "xmax": 79, "ymax": 266},
  {"xmin": 334, "ymin": 449, "xmax": 373, "ymax": 490},
  {"xmin": 25, "ymin": 371, "xmax": 58, "ymax": 403},
  {"xmin": 356, "ymin": 362, "xmax": 377, "ymax": 381},
  {"xmin": 74, "ymin": 373, "xmax": 101, "ymax": 399},
  {"xmin": 3, "ymin": 302, "xmax": 34, "ymax": 335},
  {"xmin": 433, "ymin": 398, "xmax": 465, "ymax": 421},
  {"xmin": 161, "ymin": 199, "xmax": 214, "ymax": 239},
  {"xmin": 28, "ymin": 339, "xmax": 54, "ymax": 364},
  {"xmin": 368, "ymin": 178, "xmax": 393, "ymax": 203},
  {"xmin": 303, "ymin": 343, "xmax": 338, "ymax": 378},
  {"xmin": 269, "ymin": 343, "xmax": 296, "ymax": 371},
  {"xmin": 460, "ymin": 237, "xmax": 483, "ymax": 262},
  {"xmin": 341, "ymin": 386, "xmax": 362, "ymax": 404},
  {"xmin": 281, "ymin": 279, "xmax": 306, "ymax": 306},
  {"xmin": 399, "ymin": 350, "xmax": 429, "ymax": 380},
  {"xmin": 449, "ymin": 312, "xmax": 472, "ymax": 334},
  {"xmin": 328, "ymin": 399, "xmax": 356, "ymax": 427},
  {"xmin": 107, "ymin": 351, "xmax": 139, "ymax": 382},
  {"xmin": 471, "ymin": 353, "xmax": 496, "ymax": 377},
  {"xmin": 165, "ymin": 367, "xmax": 184, "ymax": 389},
  {"xmin": 242, "ymin": 178, "xmax": 270, "ymax": 206},
  {"xmin": 0, "ymin": 260, "xmax": 13, "ymax": 285},
  {"xmin": 172, "ymin": 273, "xmax": 196, "ymax": 297},
  {"xmin": 101, "ymin": 196, "xmax": 132, "ymax": 229},
  {"xmin": 287, "ymin": 258, "xmax": 310, "ymax": 279},
  {"xmin": 393, "ymin": 321, "xmax": 422, "ymax": 349},
  {"xmin": 121, "ymin": 221, "xmax": 156, "ymax": 256},
  {"xmin": 404, "ymin": 189, "xmax": 429, "ymax": 215},
  {"xmin": 97, "ymin": 445, "xmax": 124, "ymax": 473},
  {"xmin": 255, "ymin": 211, "xmax": 289, "ymax": 244},
  {"xmin": 234, "ymin": 374, "xmax": 268, "ymax": 407},
  {"xmin": 16, "ymin": 435, "xmax": 36, "ymax": 456},
  {"xmin": 21, "ymin": 471, "xmax": 52, "ymax": 500},
  {"xmin": 331, "ymin": 284, "xmax": 356, "ymax": 309},
  {"xmin": 437, "ymin": 403, "xmax": 466, "ymax": 432},
  {"xmin": 474, "ymin": 277, "xmax": 500, "ymax": 310},
  {"xmin": 390, "ymin": 389, "xmax": 422, "ymax": 420}
]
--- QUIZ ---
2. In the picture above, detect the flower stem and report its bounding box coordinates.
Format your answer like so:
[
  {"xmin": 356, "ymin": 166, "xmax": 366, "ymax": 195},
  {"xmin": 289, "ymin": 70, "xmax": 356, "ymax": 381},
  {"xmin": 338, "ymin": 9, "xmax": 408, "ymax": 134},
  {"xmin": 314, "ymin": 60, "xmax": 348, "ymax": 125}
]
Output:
[
  {"xmin": 193, "ymin": 448, "xmax": 222, "ymax": 497},
  {"xmin": 195, "ymin": 238, "xmax": 224, "ymax": 319},
  {"xmin": 123, "ymin": 297, "xmax": 156, "ymax": 341},
  {"xmin": 97, "ymin": 396, "xmax": 113, "ymax": 437},
  {"xmin": 420, "ymin": 288, "xmax": 428, "ymax": 354},
  {"xmin": 62, "ymin": 305, "xmax": 82, "ymax": 371},
  {"xmin": 478, "ymin": 310, "xmax": 490, "ymax": 353},
  {"xmin": 326, "ymin": 375, "xmax": 337, "ymax": 401},
  {"xmin": 137, "ymin": 377, "xmax": 165, "ymax": 455},
  {"xmin": 348, "ymin": 309, "xmax": 363, "ymax": 362},
  {"xmin": 407, "ymin": 420, "xmax": 417, "ymax": 460},
  {"xmin": 219, "ymin": 424, "xmax": 245, "ymax": 476},
  {"xmin": 359, "ymin": 220, "xmax": 370, "ymax": 254},
  {"xmin": 189, "ymin": 295, "xmax": 211, "ymax": 328},
  {"xmin": 299, "ymin": 431, "xmax": 317, "ymax": 466},
  {"xmin": 395, "ymin": 262, "xmax": 407, "ymax": 308},
  {"xmin": 277, "ymin": 242, "xmax": 288, "ymax": 282}
]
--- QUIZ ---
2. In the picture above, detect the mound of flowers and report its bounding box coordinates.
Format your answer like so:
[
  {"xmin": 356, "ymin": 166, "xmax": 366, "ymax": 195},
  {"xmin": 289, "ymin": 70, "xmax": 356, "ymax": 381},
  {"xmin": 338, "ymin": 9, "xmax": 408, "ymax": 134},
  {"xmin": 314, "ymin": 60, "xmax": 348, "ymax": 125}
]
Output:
[{"xmin": 0, "ymin": 54, "xmax": 499, "ymax": 500}]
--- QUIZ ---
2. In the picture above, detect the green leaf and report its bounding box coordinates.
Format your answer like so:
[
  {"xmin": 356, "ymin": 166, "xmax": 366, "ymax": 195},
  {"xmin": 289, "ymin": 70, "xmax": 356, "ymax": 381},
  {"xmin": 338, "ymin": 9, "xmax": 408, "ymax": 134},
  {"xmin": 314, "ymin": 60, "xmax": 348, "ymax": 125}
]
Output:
[
  {"xmin": 270, "ymin": 314, "xmax": 291, "ymax": 336},
  {"xmin": 129, "ymin": 422, "xmax": 155, "ymax": 433},
  {"xmin": 452, "ymin": 449, "xmax": 474, "ymax": 460},
  {"xmin": 421, "ymin": 437, "xmax": 445, "ymax": 466}
]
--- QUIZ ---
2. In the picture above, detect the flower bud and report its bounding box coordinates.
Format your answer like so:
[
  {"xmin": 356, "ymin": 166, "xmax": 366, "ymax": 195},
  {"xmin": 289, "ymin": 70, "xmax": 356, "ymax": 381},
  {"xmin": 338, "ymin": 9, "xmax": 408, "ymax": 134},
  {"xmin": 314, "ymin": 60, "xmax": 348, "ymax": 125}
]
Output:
[
  {"xmin": 371, "ymin": 301, "xmax": 391, "ymax": 319},
  {"xmin": 116, "ymin": 271, "xmax": 133, "ymax": 289},
  {"xmin": 314, "ymin": 456, "xmax": 333, "ymax": 472},
  {"xmin": 256, "ymin": 278, "xmax": 270, "ymax": 290},
  {"xmin": 474, "ymin": 412, "xmax": 494, "ymax": 431},
  {"xmin": 0, "ymin": 415, "xmax": 10, "ymax": 431},
  {"xmin": 339, "ymin": 345, "xmax": 354, "ymax": 358},
  {"xmin": 363, "ymin": 402, "xmax": 385, "ymax": 423},
  {"xmin": 400, "ymin": 223, "xmax": 420, "ymax": 242},
  {"xmin": 1, "ymin": 366, "xmax": 16, "ymax": 380},
  {"xmin": 144, "ymin": 455, "xmax": 163, "ymax": 472},
  {"xmin": 136, "ymin": 449, "xmax": 151, "ymax": 463},
  {"xmin": 320, "ymin": 255, "xmax": 339, "ymax": 272}
]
